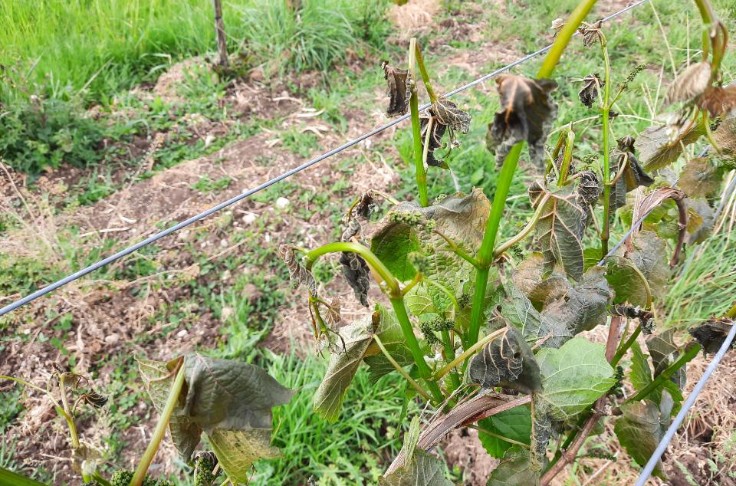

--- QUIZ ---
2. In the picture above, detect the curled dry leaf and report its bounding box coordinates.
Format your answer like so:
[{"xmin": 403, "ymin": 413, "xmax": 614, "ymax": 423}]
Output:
[
  {"xmin": 635, "ymin": 119, "xmax": 705, "ymax": 171},
  {"xmin": 551, "ymin": 17, "xmax": 565, "ymax": 35},
  {"xmin": 610, "ymin": 136, "xmax": 654, "ymax": 211},
  {"xmin": 279, "ymin": 245, "xmax": 317, "ymax": 295},
  {"xmin": 578, "ymin": 73, "xmax": 603, "ymax": 108},
  {"xmin": 678, "ymin": 157, "xmax": 724, "ymax": 198},
  {"xmin": 421, "ymin": 116, "xmax": 449, "ymax": 168},
  {"xmin": 339, "ymin": 252, "xmax": 371, "ymax": 307},
  {"xmin": 432, "ymin": 97, "xmax": 471, "ymax": 134},
  {"xmin": 698, "ymin": 85, "xmax": 736, "ymax": 117},
  {"xmin": 421, "ymin": 98, "xmax": 471, "ymax": 169},
  {"xmin": 689, "ymin": 318, "xmax": 735, "ymax": 354},
  {"xmin": 468, "ymin": 325, "xmax": 542, "ymax": 394},
  {"xmin": 579, "ymin": 20, "xmax": 603, "ymax": 47},
  {"xmin": 487, "ymin": 74, "xmax": 558, "ymax": 170},
  {"xmin": 382, "ymin": 61, "xmax": 410, "ymax": 117},
  {"xmin": 713, "ymin": 115, "xmax": 736, "ymax": 165},
  {"xmin": 665, "ymin": 62, "xmax": 711, "ymax": 106}
]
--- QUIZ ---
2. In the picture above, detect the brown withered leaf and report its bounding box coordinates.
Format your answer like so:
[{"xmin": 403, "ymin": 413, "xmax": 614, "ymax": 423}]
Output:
[
  {"xmin": 686, "ymin": 198, "xmax": 715, "ymax": 244},
  {"xmin": 382, "ymin": 61, "xmax": 410, "ymax": 117},
  {"xmin": 468, "ymin": 325, "xmax": 542, "ymax": 394},
  {"xmin": 420, "ymin": 116, "xmax": 449, "ymax": 168},
  {"xmin": 512, "ymin": 253, "xmax": 569, "ymax": 308},
  {"xmin": 636, "ymin": 119, "xmax": 705, "ymax": 171},
  {"xmin": 487, "ymin": 75, "xmax": 558, "ymax": 170},
  {"xmin": 665, "ymin": 62, "xmax": 711, "ymax": 106},
  {"xmin": 551, "ymin": 18, "xmax": 565, "ymax": 35},
  {"xmin": 713, "ymin": 115, "xmax": 736, "ymax": 165},
  {"xmin": 339, "ymin": 252, "xmax": 370, "ymax": 307},
  {"xmin": 433, "ymin": 97, "xmax": 471, "ymax": 134},
  {"xmin": 610, "ymin": 136, "xmax": 654, "ymax": 211},
  {"xmin": 579, "ymin": 73, "xmax": 603, "ymax": 108},
  {"xmin": 529, "ymin": 181, "xmax": 586, "ymax": 281},
  {"xmin": 678, "ymin": 157, "xmax": 723, "ymax": 199},
  {"xmin": 689, "ymin": 319, "xmax": 735, "ymax": 355},
  {"xmin": 699, "ymin": 85, "xmax": 736, "ymax": 118},
  {"xmin": 579, "ymin": 20, "xmax": 603, "ymax": 47},
  {"xmin": 279, "ymin": 245, "xmax": 317, "ymax": 295}
]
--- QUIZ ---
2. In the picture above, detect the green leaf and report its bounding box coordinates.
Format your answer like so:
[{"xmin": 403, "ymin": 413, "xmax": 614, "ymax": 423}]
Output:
[
  {"xmin": 529, "ymin": 182, "xmax": 586, "ymax": 281},
  {"xmin": 486, "ymin": 445, "xmax": 539, "ymax": 486},
  {"xmin": 0, "ymin": 467, "xmax": 47, "ymax": 486},
  {"xmin": 614, "ymin": 399, "xmax": 669, "ymax": 479},
  {"xmin": 645, "ymin": 330, "xmax": 686, "ymax": 389},
  {"xmin": 363, "ymin": 305, "xmax": 414, "ymax": 379},
  {"xmin": 535, "ymin": 338, "xmax": 615, "ymax": 421},
  {"xmin": 478, "ymin": 405, "xmax": 532, "ymax": 459},
  {"xmin": 678, "ymin": 157, "xmax": 724, "ymax": 198},
  {"xmin": 468, "ymin": 325, "xmax": 542, "ymax": 394},
  {"xmin": 629, "ymin": 341, "xmax": 653, "ymax": 393},
  {"xmin": 313, "ymin": 314, "xmax": 378, "ymax": 421},
  {"xmin": 619, "ymin": 231, "xmax": 670, "ymax": 302},
  {"xmin": 371, "ymin": 221, "xmax": 420, "ymax": 281},
  {"xmin": 606, "ymin": 256, "xmax": 652, "ymax": 308}
]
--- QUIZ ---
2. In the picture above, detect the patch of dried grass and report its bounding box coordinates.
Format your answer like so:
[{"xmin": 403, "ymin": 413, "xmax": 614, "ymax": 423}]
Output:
[{"xmin": 387, "ymin": 0, "xmax": 442, "ymax": 37}]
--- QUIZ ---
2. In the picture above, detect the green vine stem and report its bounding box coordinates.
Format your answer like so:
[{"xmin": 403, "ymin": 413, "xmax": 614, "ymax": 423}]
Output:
[
  {"xmin": 131, "ymin": 358, "xmax": 185, "ymax": 486},
  {"xmin": 625, "ymin": 342, "xmax": 701, "ymax": 404},
  {"xmin": 414, "ymin": 43, "xmax": 438, "ymax": 104},
  {"xmin": 558, "ymin": 128, "xmax": 576, "ymax": 185},
  {"xmin": 440, "ymin": 329, "xmax": 462, "ymax": 390},
  {"xmin": 600, "ymin": 35, "xmax": 613, "ymax": 258},
  {"xmin": 373, "ymin": 335, "xmax": 432, "ymax": 401},
  {"xmin": 466, "ymin": 0, "xmax": 598, "ymax": 346},
  {"xmin": 304, "ymin": 242, "xmax": 444, "ymax": 403},
  {"xmin": 494, "ymin": 193, "xmax": 550, "ymax": 258},
  {"xmin": 408, "ymin": 38, "xmax": 429, "ymax": 207}
]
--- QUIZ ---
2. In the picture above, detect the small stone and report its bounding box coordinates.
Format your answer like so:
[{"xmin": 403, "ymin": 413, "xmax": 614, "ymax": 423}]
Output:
[
  {"xmin": 177, "ymin": 329, "xmax": 188, "ymax": 338},
  {"xmin": 105, "ymin": 334, "xmax": 120, "ymax": 345},
  {"xmin": 243, "ymin": 213, "xmax": 257, "ymax": 225},
  {"xmin": 275, "ymin": 197, "xmax": 290, "ymax": 209}
]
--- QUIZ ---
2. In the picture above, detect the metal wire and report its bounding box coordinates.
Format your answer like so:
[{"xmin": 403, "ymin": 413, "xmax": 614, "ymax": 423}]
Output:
[
  {"xmin": 0, "ymin": 0, "xmax": 650, "ymax": 318},
  {"xmin": 634, "ymin": 322, "xmax": 736, "ymax": 486}
]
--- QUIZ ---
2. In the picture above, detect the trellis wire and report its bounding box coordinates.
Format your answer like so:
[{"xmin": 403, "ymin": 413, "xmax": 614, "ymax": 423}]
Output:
[
  {"xmin": 0, "ymin": 0, "xmax": 649, "ymax": 318},
  {"xmin": 635, "ymin": 322, "xmax": 736, "ymax": 486}
]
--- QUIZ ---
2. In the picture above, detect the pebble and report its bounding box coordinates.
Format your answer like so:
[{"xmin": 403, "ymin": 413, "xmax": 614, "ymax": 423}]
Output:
[{"xmin": 275, "ymin": 197, "xmax": 290, "ymax": 209}]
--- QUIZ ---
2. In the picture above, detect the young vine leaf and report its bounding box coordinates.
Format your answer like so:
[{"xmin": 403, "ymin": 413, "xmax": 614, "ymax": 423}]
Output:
[
  {"xmin": 478, "ymin": 405, "xmax": 532, "ymax": 459},
  {"xmin": 280, "ymin": 245, "xmax": 317, "ymax": 295},
  {"xmin": 382, "ymin": 61, "xmax": 410, "ymax": 117},
  {"xmin": 678, "ymin": 157, "xmax": 724, "ymax": 199},
  {"xmin": 534, "ymin": 338, "xmax": 615, "ymax": 421},
  {"xmin": 487, "ymin": 75, "xmax": 558, "ymax": 170},
  {"xmin": 138, "ymin": 354, "xmax": 293, "ymax": 481},
  {"xmin": 362, "ymin": 305, "xmax": 413, "ymax": 379},
  {"xmin": 645, "ymin": 329, "xmax": 686, "ymax": 389},
  {"xmin": 540, "ymin": 266, "xmax": 611, "ymax": 335},
  {"xmin": 610, "ymin": 136, "xmax": 654, "ymax": 212},
  {"xmin": 635, "ymin": 120, "xmax": 705, "ymax": 171},
  {"xmin": 665, "ymin": 62, "xmax": 711, "ymax": 106},
  {"xmin": 468, "ymin": 325, "xmax": 542, "ymax": 394},
  {"xmin": 614, "ymin": 395, "xmax": 674, "ymax": 479},
  {"xmin": 487, "ymin": 445, "xmax": 536, "ymax": 486},
  {"xmin": 501, "ymin": 284, "xmax": 572, "ymax": 348},
  {"xmin": 512, "ymin": 253, "xmax": 569, "ymax": 308},
  {"xmin": 420, "ymin": 98, "xmax": 471, "ymax": 169}
]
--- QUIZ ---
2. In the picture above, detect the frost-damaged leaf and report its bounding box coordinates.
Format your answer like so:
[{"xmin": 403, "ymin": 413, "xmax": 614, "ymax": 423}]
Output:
[
  {"xmin": 502, "ymin": 284, "xmax": 571, "ymax": 348},
  {"xmin": 698, "ymin": 85, "xmax": 736, "ymax": 117},
  {"xmin": 665, "ymin": 62, "xmax": 711, "ymax": 106},
  {"xmin": 138, "ymin": 358, "xmax": 202, "ymax": 460},
  {"xmin": 579, "ymin": 73, "xmax": 602, "ymax": 108},
  {"xmin": 535, "ymin": 338, "xmax": 615, "ymax": 421},
  {"xmin": 479, "ymin": 405, "xmax": 532, "ymax": 459},
  {"xmin": 542, "ymin": 266, "xmax": 612, "ymax": 334},
  {"xmin": 339, "ymin": 252, "xmax": 371, "ymax": 307},
  {"xmin": 381, "ymin": 417, "xmax": 452, "ymax": 486},
  {"xmin": 630, "ymin": 341, "xmax": 654, "ymax": 394},
  {"xmin": 578, "ymin": 20, "xmax": 603, "ymax": 47},
  {"xmin": 678, "ymin": 157, "xmax": 724, "ymax": 199},
  {"xmin": 140, "ymin": 353, "xmax": 293, "ymax": 476},
  {"xmin": 313, "ymin": 313, "xmax": 379, "ymax": 421},
  {"xmin": 512, "ymin": 253, "xmax": 569, "ymax": 308},
  {"xmin": 421, "ymin": 116, "xmax": 449, "ymax": 168},
  {"xmin": 645, "ymin": 329, "xmax": 685, "ymax": 389},
  {"xmin": 487, "ymin": 75, "xmax": 558, "ymax": 170},
  {"xmin": 614, "ymin": 399, "xmax": 672, "ymax": 479},
  {"xmin": 468, "ymin": 325, "xmax": 542, "ymax": 394},
  {"xmin": 280, "ymin": 245, "xmax": 317, "ymax": 295},
  {"xmin": 689, "ymin": 319, "xmax": 735, "ymax": 355},
  {"xmin": 686, "ymin": 198, "xmax": 715, "ymax": 243},
  {"xmin": 636, "ymin": 120, "xmax": 705, "ymax": 171},
  {"xmin": 529, "ymin": 181, "xmax": 586, "ymax": 280},
  {"xmin": 619, "ymin": 231, "xmax": 670, "ymax": 302},
  {"xmin": 432, "ymin": 97, "xmax": 471, "ymax": 134},
  {"xmin": 208, "ymin": 428, "xmax": 280, "ymax": 483},
  {"xmin": 363, "ymin": 304, "xmax": 414, "ymax": 379},
  {"xmin": 713, "ymin": 115, "xmax": 736, "ymax": 166},
  {"xmin": 610, "ymin": 136, "xmax": 654, "ymax": 212},
  {"xmin": 382, "ymin": 61, "xmax": 410, "ymax": 117},
  {"xmin": 606, "ymin": 256, "xmax": 652, "ymax": 308},
  {"xmin": 487, "ymin": 445, "xmax": 539, "ymax": 486}
]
